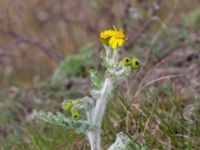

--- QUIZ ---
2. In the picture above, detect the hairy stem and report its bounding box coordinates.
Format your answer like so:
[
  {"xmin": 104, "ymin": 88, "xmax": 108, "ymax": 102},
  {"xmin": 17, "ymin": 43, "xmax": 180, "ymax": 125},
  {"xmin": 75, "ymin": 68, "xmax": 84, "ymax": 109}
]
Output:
[
  {"xmin": 87, "ymin": 78, "xmax": 114, "ymax": 150},
  {"xmin": 93, "ymin": 78, "xmax": 113, "ymax": 125}
]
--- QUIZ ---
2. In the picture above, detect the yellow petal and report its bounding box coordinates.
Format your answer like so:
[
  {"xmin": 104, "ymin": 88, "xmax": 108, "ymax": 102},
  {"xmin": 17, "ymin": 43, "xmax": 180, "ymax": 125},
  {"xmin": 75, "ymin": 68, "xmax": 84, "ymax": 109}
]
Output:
[
  {"xmin": 111, "ymin": 41, "xmax": 118, "ymax": 49},
  {"xmin": 109, "ymin": 36, "xmax": 115, "ymax": 45},
  {"xmin": 117, "ymin": 39, "xmax": 124, "ymax": 47},
  {"xmin": 100, "ymin": 30, "xmax": 113, "ymax": 39}
]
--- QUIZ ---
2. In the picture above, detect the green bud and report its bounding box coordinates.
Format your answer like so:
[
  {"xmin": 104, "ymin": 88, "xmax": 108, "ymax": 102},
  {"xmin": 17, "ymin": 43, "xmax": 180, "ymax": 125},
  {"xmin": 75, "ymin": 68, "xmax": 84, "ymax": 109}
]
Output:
[
  {"xmin": 131, "ymin": 57, "xmax": 140, "ymax": 69},
  {"xmin": 72, "ymin": 111, "xmax": 81, "ymax": 120},
  {"xmin": 119, "ymin": 57, "xmax": 131, "ymax": 67},
  {"xmin": 65, "ymin": 102, "xmax": 73, "ymax": 112}
]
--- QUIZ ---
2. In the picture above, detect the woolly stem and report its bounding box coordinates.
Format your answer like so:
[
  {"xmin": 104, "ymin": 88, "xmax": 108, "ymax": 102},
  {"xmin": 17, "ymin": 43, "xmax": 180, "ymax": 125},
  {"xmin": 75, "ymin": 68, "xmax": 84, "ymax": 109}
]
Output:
[{"xmin": 87, "ymin": 78, "xmax": 114, "ymax": 150}]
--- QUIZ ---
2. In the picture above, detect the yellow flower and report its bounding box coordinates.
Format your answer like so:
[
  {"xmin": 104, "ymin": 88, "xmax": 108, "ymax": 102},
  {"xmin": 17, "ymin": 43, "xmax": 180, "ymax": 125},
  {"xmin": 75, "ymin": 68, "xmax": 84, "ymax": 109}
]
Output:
[
  {"xmin": 100, "ymin": 30, "xmax": 114, "ymax": 40},
  {"xmin": 99, "ymin": 26, "xmax": 128, "ymax": 49}
]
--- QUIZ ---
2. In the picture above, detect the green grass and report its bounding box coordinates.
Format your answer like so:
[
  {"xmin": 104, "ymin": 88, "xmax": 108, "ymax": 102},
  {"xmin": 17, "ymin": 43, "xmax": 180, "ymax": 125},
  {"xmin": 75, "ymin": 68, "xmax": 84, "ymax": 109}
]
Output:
[{"xmin": 0, "ymin": 80, "xmax": 200, "ymax": 149}]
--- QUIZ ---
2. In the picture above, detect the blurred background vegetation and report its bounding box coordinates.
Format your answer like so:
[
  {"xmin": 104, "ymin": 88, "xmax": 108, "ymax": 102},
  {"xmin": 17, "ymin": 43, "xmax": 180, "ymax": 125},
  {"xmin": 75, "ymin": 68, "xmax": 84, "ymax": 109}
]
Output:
[{"xmin": 0, "ymin": 0, "xmax": 200, "ymax": 149}]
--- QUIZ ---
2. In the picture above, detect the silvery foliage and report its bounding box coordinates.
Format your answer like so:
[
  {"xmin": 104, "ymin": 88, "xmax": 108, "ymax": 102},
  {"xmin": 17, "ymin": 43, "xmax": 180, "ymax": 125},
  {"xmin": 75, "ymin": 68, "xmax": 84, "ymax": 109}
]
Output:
[
  {"xmin": 108, "ymin": 132, "xmax": 143, "ymax": 150},
  {"xmin": 34, "ymin": 111, "xmax": 98, "ymax": 133},
  {"xmin": 34, "ymin": 44, "xmax": 140, "ymax": 149},
  {"xmin": 62, "ymin": 96, "xmax": 95, "ymax": 115}
]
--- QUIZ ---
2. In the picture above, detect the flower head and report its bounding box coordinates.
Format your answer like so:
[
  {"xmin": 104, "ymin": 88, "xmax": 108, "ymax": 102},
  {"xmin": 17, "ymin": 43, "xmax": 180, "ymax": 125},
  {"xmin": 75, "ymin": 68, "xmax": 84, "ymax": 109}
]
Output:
[
  {"xmin": 100, "ymin": 30, "xmax": 114, "ymax": 40},
  {"xmin": 100, "ymin": 26, "xmax": 128, "ymax": 49}
]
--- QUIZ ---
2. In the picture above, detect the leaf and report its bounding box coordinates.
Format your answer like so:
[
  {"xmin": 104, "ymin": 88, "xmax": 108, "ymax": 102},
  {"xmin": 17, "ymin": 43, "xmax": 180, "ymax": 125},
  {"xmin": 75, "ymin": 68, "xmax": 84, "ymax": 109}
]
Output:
[
  {"xmin": 62, "ymin": 96, "xmax": 95, "ymax": 113},
  {"xmin": 34, "ymin": 111, "xmax": 99, "ymax": 133},
  {"xmin": 51, "ymin": 43, "xmax": 94, "ymax": 83},
  {"xmin": 90, "ymin": 70, "xmax": 103, "ymax": 90},
  {"xmin": 108, "ymin": 132, "xmax": 145, "ymax": 150}
]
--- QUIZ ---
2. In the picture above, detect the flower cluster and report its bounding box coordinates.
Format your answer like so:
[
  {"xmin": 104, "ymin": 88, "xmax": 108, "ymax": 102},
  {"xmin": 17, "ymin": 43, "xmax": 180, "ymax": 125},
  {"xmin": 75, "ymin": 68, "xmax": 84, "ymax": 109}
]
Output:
[
  {"xmin": 100, "ymin": 26, "xmax": 128, "ymax": 49},
  {"xmin": 100, "ymin": 26, "xmax": 140, "ymax": 77}
]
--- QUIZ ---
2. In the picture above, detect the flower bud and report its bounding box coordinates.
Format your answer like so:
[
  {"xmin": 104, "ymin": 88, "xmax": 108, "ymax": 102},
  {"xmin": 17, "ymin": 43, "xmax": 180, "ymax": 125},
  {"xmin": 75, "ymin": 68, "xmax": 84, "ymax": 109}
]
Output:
[
  {"xmin": 71, "ymin": 109, "xmax": 81, "ymax": 120},
  {"xmin": 65, "ymin": 102, "xmax": 73, "ymax": 112},
  {"xmin": 131, "ymin": 58, "xmax": 140, "ymax": 69},
  {"xmin": 121, "ymin": 57, "xmax": 131, "ymax": 66}
]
